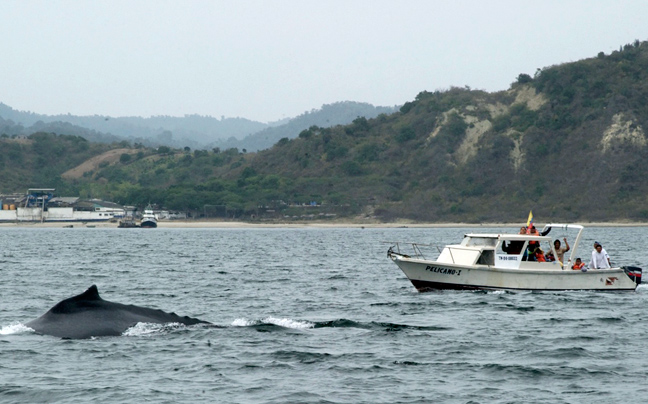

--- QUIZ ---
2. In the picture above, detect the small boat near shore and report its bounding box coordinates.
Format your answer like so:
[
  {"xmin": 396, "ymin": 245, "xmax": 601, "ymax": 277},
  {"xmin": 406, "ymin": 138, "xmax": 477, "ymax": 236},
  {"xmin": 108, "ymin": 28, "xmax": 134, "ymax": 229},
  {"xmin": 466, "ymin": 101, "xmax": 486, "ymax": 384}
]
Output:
[
  {"xmin": 387, "ymin": 223, "xmax": 642, "ymax": 292},
  {"xmin": 118, "ymin": 217, "xmax": 139, "ymax": 228}
]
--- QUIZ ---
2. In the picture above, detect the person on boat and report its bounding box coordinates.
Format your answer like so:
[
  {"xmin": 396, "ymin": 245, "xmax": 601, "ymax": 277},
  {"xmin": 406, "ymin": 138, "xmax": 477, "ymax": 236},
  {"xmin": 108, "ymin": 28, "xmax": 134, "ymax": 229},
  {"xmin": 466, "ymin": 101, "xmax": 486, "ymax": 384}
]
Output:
[
  {"xmin": 572, "ymin": 258, "xmax": 586, "ymax": 270},
  {"xmin": 554, "ymin": 238, "xmax": 570, "ymax": 263},
  {"xmin": 526, "ymin": 226, "xmax": 541, "ymax": 260},
  {"xmin": 524, "ymin": 225, "xmax": 552, "ymax": 260},
  {"xmin": 533, "ymin": 247, "xmax": 546, "ymax": 262},
  {"xmin": 502, "ymin": 227, "xmax": 527, "ymax": 254},
  {"xmin": 589, "ymin": 241, "xmax": 611, "ymax": 269},
  {"xmin": 529, "ymin": 225, "xmax": 552, "ymax": 237}
]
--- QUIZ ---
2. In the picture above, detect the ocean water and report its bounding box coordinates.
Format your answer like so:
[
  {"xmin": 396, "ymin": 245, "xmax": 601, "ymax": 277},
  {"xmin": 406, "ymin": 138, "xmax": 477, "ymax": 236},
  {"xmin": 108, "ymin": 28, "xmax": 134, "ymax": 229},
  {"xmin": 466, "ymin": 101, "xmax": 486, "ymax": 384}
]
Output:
[{"xmin": 1, "ymin": 225, "xmax": 647, "ymax": 403}]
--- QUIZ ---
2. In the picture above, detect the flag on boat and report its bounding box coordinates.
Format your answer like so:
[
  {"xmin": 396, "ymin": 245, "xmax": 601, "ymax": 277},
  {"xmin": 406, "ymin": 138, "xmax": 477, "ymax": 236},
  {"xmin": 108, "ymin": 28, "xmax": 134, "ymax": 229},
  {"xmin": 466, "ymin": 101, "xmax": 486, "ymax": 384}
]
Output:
[{"xmin": 526, "ymin": 210, "xmax": 533, "ymax": 233}]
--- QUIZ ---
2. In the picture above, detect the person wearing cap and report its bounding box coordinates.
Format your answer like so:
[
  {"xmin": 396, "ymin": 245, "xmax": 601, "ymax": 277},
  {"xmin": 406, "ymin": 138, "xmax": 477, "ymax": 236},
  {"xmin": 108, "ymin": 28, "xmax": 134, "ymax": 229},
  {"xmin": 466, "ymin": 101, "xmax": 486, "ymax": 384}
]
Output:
[{"xmin": 589, "ymin": 241, "xmax": 611, "ymax": 269}]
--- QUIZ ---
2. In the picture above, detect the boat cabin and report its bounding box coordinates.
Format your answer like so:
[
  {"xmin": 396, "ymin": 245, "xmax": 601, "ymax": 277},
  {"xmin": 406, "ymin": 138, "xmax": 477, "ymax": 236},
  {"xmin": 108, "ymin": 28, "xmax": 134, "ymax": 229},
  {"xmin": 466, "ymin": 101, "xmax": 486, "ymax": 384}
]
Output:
[{"xmin": 437, "ymin": 233, "xmax": 563, "ymax": 269}]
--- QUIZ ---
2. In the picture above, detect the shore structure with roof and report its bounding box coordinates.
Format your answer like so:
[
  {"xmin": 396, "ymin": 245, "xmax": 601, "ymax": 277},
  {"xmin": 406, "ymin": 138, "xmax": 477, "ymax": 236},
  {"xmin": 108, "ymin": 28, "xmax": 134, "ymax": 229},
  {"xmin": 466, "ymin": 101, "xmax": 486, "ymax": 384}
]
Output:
[{"xmin": 0, "ymin": 188, "xmax": 125, "ymax": 223}]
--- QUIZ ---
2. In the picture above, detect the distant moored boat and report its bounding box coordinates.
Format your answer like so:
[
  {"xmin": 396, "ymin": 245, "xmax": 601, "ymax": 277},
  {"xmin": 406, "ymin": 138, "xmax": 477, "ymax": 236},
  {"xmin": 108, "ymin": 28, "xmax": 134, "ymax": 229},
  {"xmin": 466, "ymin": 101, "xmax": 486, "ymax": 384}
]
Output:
[{"xmin": 140, "ymin": 205, "xmax": 158, "ymax": 228}]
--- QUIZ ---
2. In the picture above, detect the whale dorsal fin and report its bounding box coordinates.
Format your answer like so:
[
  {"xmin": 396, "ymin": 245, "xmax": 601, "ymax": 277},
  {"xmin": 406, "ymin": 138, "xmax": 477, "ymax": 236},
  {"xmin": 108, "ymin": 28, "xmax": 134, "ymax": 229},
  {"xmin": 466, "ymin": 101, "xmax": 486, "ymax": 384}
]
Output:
[
  {"xmin": 49, "ymin": 285, "xmax": 103, "ymax": 314},
  {"xmin": 77, "ymin": 285, "xmax": 101, "ymax": 301}
]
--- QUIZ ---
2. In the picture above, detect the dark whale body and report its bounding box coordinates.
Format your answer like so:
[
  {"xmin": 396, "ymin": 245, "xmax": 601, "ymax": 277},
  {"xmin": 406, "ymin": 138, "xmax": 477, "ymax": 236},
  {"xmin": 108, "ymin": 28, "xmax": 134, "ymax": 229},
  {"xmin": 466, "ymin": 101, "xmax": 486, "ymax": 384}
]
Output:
[{"xmin": 26, "ymin": 285, "xmax": 210, "ymax": 339}]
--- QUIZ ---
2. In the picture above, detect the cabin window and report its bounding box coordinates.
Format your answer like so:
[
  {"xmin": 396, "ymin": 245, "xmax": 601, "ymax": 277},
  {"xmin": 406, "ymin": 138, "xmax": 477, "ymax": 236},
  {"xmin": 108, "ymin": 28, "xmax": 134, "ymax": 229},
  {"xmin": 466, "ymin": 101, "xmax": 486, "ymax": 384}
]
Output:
[
  {"xmin": 498, "ymin": 240, "xmax": 527, "ymax": 256},
  {"xmin": 477, "ymin": 250, "xmax": 495, "ymax": 265}
]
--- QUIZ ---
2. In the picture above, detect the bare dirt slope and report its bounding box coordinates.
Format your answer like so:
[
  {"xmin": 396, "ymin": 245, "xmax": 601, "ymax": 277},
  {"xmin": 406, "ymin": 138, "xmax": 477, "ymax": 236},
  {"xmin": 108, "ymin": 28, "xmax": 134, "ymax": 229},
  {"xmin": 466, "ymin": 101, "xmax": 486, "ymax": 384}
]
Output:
[{"xmin": 62, "ymin": 148, "xmax": 136, "ymax": 179}]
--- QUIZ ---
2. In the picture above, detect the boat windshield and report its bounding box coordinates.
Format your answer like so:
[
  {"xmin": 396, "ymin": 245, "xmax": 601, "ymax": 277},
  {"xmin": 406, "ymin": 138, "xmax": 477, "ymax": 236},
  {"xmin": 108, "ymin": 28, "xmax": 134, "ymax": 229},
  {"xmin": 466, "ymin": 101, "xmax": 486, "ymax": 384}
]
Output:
[{"xmin": 462, "ymin": 236, "xmax": 498, "ymax": 248}]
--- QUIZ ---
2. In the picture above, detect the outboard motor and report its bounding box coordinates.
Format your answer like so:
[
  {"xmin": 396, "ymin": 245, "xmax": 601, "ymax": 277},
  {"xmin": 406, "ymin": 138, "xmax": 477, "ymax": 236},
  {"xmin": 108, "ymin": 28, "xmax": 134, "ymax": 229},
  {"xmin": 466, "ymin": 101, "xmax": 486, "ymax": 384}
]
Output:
[{"xmin": 622, "ymin": 266, "xmax": 643, "ymax": 285}]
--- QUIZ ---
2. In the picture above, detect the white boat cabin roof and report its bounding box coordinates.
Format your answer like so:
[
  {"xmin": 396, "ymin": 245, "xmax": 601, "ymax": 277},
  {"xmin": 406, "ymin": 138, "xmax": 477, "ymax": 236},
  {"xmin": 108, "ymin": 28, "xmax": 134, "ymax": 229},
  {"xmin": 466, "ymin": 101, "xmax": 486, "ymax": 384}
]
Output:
[{"xmin": 459, "ymin": 233, "xmax": 553, "ymax": 248}]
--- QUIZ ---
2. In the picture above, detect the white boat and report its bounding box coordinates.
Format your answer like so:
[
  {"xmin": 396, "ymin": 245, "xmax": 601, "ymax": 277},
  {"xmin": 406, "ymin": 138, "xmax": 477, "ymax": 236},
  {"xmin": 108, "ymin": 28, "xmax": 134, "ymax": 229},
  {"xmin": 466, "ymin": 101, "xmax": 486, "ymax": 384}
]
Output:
[
  {"xmin": 387, "ymin": 224, "xmax": 642, "ymax": 292},
  {"xmin": 140, "ymin": 206, "xmax": 158, "ymax": 228}
]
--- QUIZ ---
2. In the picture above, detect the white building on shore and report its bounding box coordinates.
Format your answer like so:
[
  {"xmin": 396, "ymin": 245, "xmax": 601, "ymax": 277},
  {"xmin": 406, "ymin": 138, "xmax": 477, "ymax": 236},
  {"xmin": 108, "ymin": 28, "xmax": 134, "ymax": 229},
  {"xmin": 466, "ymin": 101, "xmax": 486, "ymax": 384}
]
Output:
[{"xmin": 0, "ymin": 189, "xmax": 125, "ymax": 223}]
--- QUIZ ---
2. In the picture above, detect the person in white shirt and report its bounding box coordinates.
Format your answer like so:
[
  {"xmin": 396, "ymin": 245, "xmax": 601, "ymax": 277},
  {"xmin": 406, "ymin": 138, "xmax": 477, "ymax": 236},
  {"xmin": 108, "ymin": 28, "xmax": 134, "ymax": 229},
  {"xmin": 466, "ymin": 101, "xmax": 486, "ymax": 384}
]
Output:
[
  {"xmin": 590, "ymin": 241, "xmax": 611, "ymax": 269},
  {"xmin": 553, "ymin": 237, "xmax": 570, "ymax": 264}
]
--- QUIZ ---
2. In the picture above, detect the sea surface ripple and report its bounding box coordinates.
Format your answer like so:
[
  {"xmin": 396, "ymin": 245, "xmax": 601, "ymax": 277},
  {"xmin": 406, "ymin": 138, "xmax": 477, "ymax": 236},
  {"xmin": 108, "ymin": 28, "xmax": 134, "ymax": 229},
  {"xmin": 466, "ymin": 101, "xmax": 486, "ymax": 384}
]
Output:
[{"xmin": 1, "ymin": 226, "xmax": 648, "ymax": 403}]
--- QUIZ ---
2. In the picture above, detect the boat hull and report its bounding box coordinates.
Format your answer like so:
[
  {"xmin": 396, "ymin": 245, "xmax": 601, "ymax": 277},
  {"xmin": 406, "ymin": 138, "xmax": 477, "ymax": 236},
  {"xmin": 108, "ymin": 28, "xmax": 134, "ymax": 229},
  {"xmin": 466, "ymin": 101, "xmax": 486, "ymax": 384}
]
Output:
[
  {"xmin": 392, "ymin": 256, "xmax": 638, "ymax": 292},
  {"xmin": 140, "ymin": 219, "xmax": 157, "ymax": 228}
]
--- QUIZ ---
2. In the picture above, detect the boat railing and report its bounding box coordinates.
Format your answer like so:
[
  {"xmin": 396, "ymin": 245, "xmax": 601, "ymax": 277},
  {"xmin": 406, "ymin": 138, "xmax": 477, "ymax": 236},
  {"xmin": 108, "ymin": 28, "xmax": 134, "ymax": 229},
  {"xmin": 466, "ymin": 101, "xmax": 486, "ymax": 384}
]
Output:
[
  {"xmin": 543, "ymin": 223, "xmax": 585, "ymax": 269},
  {"xmin": 385, "ymin": 241, "xmax": 437, "ymax": 260}
]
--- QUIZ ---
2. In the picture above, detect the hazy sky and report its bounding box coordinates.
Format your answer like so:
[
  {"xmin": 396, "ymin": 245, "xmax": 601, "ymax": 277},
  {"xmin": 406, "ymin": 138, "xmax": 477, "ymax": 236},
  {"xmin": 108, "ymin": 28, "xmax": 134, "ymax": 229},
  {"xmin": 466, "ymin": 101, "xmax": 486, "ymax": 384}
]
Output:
[{"xmin": 1, "ymin": 1, "xmax": 647, "ymax": 123}]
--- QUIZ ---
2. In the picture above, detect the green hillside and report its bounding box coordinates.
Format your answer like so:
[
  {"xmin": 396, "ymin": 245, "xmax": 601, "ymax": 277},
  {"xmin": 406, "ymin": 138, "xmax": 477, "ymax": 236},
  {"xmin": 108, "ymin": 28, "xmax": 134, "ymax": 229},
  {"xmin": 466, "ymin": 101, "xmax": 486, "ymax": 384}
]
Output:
[
  {"xmin": 2, "ymin": 40, "xmax": 648, "ymax": 222},
  {"xmin": 0, "ymin": 133, "xmax": 115, "ymax": 193}
]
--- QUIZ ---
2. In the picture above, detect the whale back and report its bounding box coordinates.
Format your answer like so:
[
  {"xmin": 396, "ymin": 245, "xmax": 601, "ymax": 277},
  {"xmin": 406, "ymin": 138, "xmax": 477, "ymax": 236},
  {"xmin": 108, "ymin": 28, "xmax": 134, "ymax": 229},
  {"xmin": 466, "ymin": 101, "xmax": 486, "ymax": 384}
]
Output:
[{"xmin": 26, "ymin": 285, "xmax": 210, "ymax": 339}]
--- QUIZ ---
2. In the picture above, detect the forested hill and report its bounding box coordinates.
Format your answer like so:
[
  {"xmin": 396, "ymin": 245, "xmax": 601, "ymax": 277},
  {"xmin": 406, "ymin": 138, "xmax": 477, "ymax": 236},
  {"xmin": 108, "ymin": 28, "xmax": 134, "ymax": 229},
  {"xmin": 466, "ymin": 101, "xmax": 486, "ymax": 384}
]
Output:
[
  {"xmin": 241, "ymin": 40, "xmax": 648, "ymax": 222},
  {"xmin": 1, "ymin": 40, "xmax": 647, "ymax": 223}
]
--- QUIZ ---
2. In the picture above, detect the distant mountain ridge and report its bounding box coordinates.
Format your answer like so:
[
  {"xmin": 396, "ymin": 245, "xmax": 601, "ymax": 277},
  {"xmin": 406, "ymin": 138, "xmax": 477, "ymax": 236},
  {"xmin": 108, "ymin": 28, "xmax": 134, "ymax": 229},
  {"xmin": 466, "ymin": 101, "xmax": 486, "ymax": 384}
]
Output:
[
  {"xmin": 0, "ymin": 115, "xmax": 123, "ymax": 144},
  {"xmin": 208, "ymin": 101, "xmax": 398, "ymax": 152},
  {"xmin": 0, "ymin": 101, "xmax": 397, "ymax": 151},
  {"xmin": 0, "ymin": 103, "xmax": 267, "ymax": 148}
]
